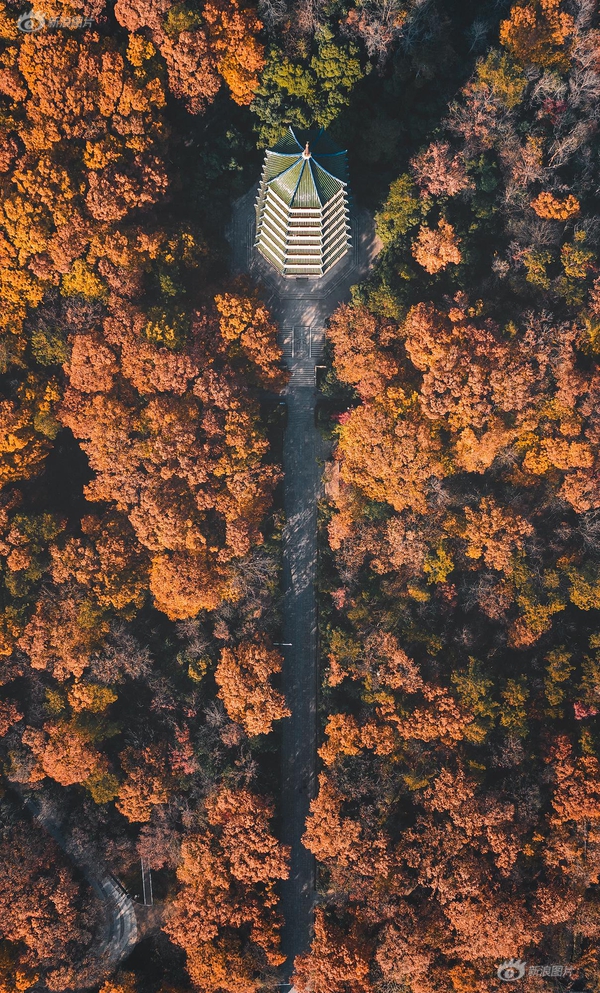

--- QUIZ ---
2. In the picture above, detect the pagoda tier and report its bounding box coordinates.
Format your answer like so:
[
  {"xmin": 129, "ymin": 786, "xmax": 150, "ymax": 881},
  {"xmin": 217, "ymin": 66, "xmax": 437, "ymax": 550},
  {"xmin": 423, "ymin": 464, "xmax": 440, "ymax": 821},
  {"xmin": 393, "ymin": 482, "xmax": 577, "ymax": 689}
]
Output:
[{"xmin": 255, "ymin": 127, "xmax": 352, "ymax": 278}]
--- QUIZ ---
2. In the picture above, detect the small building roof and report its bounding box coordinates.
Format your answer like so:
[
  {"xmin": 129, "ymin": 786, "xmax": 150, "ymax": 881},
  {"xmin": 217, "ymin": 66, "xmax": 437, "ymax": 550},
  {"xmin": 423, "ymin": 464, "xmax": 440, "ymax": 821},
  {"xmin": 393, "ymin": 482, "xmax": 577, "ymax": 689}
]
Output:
[{"xmin": 260, "ymin": 126, "xmax": 349, "ymax": 210}]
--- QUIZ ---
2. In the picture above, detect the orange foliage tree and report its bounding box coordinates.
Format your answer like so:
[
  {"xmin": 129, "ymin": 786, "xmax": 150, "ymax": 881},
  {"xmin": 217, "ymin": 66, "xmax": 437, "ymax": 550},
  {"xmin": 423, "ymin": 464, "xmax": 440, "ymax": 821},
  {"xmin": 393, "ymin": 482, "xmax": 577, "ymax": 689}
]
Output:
[
  {"xmin": 411, "ymin": 142, "xmax": 473, "ymax": 197},
  {"xmin": 293, "ymin": 909, "xmax": 372, "ymax": 993},
  {"xmin": 114, "ymin": 0, "xmax": 265, "ymax": 112},
  {"xmin": 215, "ymin": 641, "xmax": 290, "ymax": 736},
  {"xmin": 326, "ymin": 305, "xmax": 400, "ymax": 400},
  {"xmin": 530, "ymin": 191, "xmax": 580, "ymax": 219},
  {"xmin": 116, "ymin": 745, "xmax": 172, "ymax": 823},
  {"xmin": 499, "ymin": 0, "xmax": 575, "ymax": 69},
  {"xmin": 59, "ymin": 304, "xmax": 281, "ymax": 620},
  {"xmin": 164, "ymin": 787, "xmax": 289, "ymax": 987},
  {"xmin": 411, "ymin": 219, "xmax": 462, "ymax": 274},
  {"xmin": 0, "ymin": 808, "xmax": 100, "ymax": 989}
]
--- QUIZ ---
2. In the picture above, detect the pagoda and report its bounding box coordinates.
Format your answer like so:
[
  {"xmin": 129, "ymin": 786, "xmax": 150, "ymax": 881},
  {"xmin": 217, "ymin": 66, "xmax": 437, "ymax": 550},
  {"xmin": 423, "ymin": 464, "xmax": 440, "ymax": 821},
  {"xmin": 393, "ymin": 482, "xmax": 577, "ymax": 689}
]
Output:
[{"xmin": 254, "ymin": 126, "xmax": 352, "ymax": 278}]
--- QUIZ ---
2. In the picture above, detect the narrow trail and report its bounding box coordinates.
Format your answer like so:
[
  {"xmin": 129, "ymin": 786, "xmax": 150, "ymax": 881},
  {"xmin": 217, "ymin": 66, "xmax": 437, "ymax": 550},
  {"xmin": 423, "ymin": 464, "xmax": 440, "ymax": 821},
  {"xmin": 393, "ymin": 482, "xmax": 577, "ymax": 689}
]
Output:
[{"xmin": 23, "ymin": 791, "xmax": 138, "ymax": 985}]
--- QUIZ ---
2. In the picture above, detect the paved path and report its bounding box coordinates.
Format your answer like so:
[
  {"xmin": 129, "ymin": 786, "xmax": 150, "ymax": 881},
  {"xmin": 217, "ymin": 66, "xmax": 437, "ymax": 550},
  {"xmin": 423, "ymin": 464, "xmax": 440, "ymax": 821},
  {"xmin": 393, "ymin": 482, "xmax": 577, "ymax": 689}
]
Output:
[
  {"xmin": 227, "ymin": 187, "xmax": 381, "ymax": 979},
  {"xmin": 23, "ymin": 791, "xmax": 138, "ymax": 986},
  {"xmin": 279, "ymin": 330, "xmax": 327, "ymax": 975}
]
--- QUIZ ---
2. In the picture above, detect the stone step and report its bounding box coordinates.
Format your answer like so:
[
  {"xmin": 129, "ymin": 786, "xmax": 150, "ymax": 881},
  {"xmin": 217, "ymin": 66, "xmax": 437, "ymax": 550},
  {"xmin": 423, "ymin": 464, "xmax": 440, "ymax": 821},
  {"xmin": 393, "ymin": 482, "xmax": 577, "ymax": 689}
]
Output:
[
  {"xmin": 310, "ymin": 328, "xmax": 325, "ymax": 360},
  {"xmin": 278, "ymin": 325, "xmax": 294, "ymax": 358},
  {"xmin": 278, "ymin": 326, "xmax": 326, "ymax": 366},
  {"xmin": 290, "ymin": 365, "xmax": 316, "ymax": 388}
]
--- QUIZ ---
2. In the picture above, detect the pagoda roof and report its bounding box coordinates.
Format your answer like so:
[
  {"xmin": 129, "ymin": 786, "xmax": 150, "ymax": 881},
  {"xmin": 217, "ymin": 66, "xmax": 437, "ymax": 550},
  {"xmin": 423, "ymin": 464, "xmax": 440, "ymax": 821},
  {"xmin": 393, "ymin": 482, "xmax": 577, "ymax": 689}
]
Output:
[{"xmin": 261, "ymin": 127, "xmax": 349, "ymax": 210}]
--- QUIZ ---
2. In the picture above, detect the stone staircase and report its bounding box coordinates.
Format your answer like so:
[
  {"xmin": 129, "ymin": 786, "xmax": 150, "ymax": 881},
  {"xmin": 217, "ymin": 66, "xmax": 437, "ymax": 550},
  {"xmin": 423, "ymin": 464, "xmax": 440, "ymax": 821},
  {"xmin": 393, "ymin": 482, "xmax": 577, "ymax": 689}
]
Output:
[
  {"xmin": 277, "ymin": 324, "xmax": 325, "ymax": 369},
  {"xmin": 277, "ymin": 326, "xmax": 325, "ymax": 391},
  {"xmin": 279, "ymin": 325, "xmax": 294, "ymax": 359},
  {"xmin": 290, "ymin": 362, "xmax": 316, "ymax": 389}
]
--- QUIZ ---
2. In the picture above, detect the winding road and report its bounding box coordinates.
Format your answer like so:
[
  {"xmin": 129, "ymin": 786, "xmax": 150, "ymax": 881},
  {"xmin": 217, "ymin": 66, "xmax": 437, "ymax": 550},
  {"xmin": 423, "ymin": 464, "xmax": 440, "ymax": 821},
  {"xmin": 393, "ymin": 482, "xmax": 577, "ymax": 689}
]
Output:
[{"xmin": 24, "ymin": 791, "xmax": 138, "ymax": 984}]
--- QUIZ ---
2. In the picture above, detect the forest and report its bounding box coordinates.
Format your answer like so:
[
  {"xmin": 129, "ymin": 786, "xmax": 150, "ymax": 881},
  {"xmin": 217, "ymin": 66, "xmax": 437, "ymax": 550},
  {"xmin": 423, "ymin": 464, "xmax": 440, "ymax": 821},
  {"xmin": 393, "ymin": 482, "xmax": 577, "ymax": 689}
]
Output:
[{"xmin": 0, "ymin": 0, "xmax": 599, "ymax": 991}]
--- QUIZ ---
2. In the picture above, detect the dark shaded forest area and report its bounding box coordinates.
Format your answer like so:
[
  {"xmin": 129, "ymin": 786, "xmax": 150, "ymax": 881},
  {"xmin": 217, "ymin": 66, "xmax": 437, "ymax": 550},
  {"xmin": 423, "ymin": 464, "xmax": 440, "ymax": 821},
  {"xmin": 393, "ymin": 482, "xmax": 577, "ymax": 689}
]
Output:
[{"xmin": 0, "ymin": 0, "xmax": 599, "ymax": 991}]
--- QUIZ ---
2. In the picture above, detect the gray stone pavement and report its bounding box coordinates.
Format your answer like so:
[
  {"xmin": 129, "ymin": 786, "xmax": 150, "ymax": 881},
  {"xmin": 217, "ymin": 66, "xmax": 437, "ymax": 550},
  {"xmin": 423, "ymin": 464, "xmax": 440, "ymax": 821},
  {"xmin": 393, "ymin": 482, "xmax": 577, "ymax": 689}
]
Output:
[
  {"xmin": 227, "ymin": 186, "xmax": 380, "ymax": 979},
  {"xmin": 279, "ymin": 384, "xmax": 323, "ymax": 972},
  {"xmin": 227, "ymin": 182, "xmax": 381, "ymax": 323}
]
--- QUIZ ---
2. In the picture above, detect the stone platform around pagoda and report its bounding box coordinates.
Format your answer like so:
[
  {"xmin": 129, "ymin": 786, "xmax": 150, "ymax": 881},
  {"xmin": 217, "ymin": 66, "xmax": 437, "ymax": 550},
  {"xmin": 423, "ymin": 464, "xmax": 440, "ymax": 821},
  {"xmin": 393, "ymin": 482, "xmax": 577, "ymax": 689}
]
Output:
[{"xmin": 226, "ymin": 182, "xmax": 381, "ymax": 325}]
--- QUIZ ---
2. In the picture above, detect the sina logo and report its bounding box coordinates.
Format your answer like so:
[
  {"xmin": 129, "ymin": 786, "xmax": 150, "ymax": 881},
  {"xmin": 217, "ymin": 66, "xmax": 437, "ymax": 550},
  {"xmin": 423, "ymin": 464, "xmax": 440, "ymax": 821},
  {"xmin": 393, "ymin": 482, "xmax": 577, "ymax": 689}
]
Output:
[
  {"xmin": 497, "ymin": 959, "xmax": 527, "ymax": 982},
  {"xmin": 17, "ymin": 10, "xmax": 45, "ymax": 32}
]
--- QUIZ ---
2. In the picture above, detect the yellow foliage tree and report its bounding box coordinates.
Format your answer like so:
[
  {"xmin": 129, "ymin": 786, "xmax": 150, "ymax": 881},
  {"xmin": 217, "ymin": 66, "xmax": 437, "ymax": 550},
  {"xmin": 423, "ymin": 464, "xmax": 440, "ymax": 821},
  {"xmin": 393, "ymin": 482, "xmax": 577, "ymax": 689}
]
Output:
[{"xmin": 214, "ymin": 290, "xmax": 285, "ymax": 388}]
